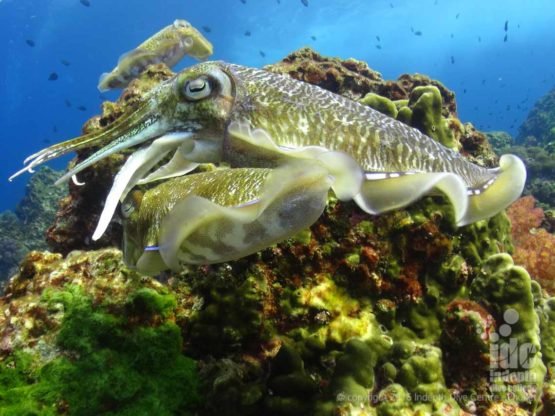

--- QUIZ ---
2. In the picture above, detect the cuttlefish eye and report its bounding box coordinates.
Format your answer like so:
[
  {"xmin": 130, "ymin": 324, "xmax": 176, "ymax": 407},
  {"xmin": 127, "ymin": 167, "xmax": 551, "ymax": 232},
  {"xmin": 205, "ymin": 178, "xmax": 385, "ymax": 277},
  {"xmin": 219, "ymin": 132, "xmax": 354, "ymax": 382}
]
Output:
[
  {"xmin": 121, "ymin": 190, "xmax": 143, "ymax": 218},
  {"xmin": 173, "ymin": 19, "xmax": 191, "ymax": 29},
  {"xmin": 183, "ymin": 76, "xmax": 212, "ymax": 101}
]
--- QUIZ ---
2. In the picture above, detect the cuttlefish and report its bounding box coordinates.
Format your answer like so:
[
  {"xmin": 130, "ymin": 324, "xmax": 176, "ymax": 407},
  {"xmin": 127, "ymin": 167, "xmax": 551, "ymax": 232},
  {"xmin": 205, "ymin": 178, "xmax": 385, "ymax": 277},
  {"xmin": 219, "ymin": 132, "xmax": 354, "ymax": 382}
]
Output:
[
  {"xmin": 122, "ymin": 165, "xmax": 332, "ymax": 274},
  {"xmin": 10, "ymin": 61, "xmax": 526, "ymax": 270},
  {"xmin": 98, "ymin": 19, "xmax": 213, "ymax": 92}
]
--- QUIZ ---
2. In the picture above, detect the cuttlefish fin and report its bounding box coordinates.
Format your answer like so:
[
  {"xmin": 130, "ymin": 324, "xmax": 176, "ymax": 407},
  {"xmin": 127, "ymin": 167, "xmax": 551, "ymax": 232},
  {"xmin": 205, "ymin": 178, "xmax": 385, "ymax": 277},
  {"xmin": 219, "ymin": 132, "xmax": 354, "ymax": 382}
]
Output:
[
  {"xmin": 92, "ymin": 132, "xmax": 193, "ymax": 241},
  {"xmin": 354, "ymin": 171, "xmax": 468, "ymax": 224},
  {"xmin": 227, "ymin": 120, "xmax": 363, "ymax": 199},
  {"xmin": 458, "ymin": 154, "xmax": 526, "ymax": 226},
  {"xmin": 136, "ymin": 150, "xmax": 199, "ymax": 185},
  {"xmin": 157, "ymin": 163, "xmax": 332, "ymax": 269}
]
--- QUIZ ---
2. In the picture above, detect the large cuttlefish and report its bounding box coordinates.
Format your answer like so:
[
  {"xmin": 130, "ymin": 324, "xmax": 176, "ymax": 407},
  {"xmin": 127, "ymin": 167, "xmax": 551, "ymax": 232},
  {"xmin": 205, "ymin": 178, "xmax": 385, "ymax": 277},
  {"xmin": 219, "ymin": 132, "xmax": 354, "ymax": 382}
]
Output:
[
  {"xmin": 10, "ymin": 61, "xmax": 526, "ymax": 271},
  {"xmin": 98, "ymin": 19, "xmax": 213, "ymax": 92},
  {"xmin": 122, "ymin": 164, "xmax": 333, "ymax": 274}
]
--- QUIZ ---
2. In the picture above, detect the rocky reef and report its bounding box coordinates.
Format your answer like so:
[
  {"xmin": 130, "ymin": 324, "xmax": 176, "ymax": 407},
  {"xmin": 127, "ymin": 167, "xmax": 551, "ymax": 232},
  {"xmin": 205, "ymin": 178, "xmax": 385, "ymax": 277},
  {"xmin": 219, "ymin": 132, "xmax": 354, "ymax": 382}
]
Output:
[
  {"xmin": 486, "ymin": 129, "xmax": 555, "ymax": 211},
  {"xmin": 1, "ymin": 48, "xmax": 554, "ymax": 415},
  {"xmin": 0, "ymin": 167, "xmax": 65, "ymax": 282},
  {"xmin": 487, "ymin": 85, "xmax": 555, "ymax": 211},
  {"xmin": 518, "ymin": 86, "xmax": 555, "ymax": 146}
]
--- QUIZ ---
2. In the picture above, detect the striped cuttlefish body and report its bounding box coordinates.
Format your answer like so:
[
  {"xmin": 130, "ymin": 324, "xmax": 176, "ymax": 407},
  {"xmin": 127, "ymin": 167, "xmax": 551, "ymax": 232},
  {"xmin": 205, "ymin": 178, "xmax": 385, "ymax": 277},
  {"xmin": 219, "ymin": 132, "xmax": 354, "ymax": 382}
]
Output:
[{"xmin": 10, "ymin": 61, "xmax": 526, "ymax": 274}]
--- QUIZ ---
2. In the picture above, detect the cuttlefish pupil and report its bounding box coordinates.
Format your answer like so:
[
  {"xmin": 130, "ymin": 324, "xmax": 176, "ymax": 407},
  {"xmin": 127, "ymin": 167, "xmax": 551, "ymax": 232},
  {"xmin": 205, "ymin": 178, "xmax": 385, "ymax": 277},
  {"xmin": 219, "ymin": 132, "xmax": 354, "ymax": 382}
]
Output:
[{"xmin": 10, "ymin": 61, "xmax": 526, "ymax": 274}]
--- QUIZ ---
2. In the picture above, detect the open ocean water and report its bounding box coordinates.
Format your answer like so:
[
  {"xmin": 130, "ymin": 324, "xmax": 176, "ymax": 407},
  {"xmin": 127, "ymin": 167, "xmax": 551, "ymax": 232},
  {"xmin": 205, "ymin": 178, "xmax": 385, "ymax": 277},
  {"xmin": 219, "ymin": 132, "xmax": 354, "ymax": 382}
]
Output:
[{"xmin": 0, "ymin": 0, "xmax": 554, "ymax": 211}]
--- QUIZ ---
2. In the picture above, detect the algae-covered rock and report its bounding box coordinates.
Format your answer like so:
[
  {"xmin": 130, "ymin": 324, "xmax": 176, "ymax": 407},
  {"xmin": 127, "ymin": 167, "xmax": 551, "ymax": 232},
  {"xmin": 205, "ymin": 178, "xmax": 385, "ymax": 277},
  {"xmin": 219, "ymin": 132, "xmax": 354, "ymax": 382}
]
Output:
[
  {"xmin": 0, "ymin": 167, "xmax": 65, "ymax": 282},
  {"xmin": 359, "ymin": 92, "xmax": 398, "ymax": 118},
  {"xmin": 0, "ymin": 250, "xmax": 199, "ymax": 415},
  {"xmin": 2, "ymin": 49, "xmax": 553, "ymax": 416}
]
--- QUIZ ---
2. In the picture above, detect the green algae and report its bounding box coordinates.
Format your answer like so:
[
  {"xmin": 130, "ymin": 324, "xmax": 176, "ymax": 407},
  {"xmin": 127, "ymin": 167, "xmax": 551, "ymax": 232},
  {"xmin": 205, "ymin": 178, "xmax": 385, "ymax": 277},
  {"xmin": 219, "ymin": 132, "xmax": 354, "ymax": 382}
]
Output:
[{"xmin": 0, "ymin": 286, "xmax": 199, "ymax": 416}]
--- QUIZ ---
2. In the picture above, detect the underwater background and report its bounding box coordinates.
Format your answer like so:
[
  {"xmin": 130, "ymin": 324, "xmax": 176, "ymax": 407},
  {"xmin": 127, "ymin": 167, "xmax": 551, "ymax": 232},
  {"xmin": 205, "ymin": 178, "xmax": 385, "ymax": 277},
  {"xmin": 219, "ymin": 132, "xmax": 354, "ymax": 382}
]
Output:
[
  {"xmin": 1, "ymin": 0, "xmax": 555, "ymax": 210},
  {"xmin": 0, "ymin": 0, "xmax": 555, "ymax": 415}
]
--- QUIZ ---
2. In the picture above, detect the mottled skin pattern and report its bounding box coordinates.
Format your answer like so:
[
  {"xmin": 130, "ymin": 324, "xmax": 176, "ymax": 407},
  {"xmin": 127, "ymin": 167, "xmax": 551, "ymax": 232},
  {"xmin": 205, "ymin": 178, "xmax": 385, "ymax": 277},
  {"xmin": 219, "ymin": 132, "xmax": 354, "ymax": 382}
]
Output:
[
  {"xmin": 225, "ymin": 63, "xmax": 494, "ymax": 192},
  {"xmin": 124, "ymin": 168, "xmax": 271, "ymax": 248}
]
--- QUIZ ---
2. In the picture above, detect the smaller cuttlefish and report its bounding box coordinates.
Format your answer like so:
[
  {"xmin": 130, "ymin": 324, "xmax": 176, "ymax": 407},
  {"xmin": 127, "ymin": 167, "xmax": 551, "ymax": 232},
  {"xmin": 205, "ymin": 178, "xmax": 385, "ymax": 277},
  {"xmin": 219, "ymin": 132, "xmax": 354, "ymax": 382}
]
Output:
[
  {"xmin": 122, "ymin": 164, "xmax": 332, "ymax": 275},
  {"xmin": 97, "ymin": 19, "xmax": 213, "ymax": 92}
]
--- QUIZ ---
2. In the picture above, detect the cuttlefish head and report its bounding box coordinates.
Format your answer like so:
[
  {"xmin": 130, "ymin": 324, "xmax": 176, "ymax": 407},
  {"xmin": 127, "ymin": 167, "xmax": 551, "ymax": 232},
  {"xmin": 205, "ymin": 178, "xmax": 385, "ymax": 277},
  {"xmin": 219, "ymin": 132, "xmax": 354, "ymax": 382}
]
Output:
[
  {"xmin": 9, "ymin": 62, "xmax": 237, "ymax": 185},
  {"xmin": 172, "ymin": 19, "xmax": 213, "ymax": 60}
]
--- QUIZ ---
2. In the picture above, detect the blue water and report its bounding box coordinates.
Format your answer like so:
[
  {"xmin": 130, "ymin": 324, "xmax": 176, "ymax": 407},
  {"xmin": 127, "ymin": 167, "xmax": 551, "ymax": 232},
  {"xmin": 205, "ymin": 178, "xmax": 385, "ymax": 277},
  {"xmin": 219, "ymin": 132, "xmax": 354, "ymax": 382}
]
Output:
[{"xmin": 1, "ymin": 0, "xmax": 554, "ymax": 212}]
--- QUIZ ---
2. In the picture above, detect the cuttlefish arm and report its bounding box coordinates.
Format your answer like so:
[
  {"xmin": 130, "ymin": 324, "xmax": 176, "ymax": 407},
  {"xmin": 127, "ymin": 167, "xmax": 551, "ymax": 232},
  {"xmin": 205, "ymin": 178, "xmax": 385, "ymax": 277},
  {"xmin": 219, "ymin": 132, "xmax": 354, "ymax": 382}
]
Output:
[
  {"xmin": 122, "ymin": 163, "xmax": 333, "ymax": 275},
  {"xmin": 92, "ymin": 132, "xmax": 197, "ymax": 241},
  {"xmin": 9, "ymin": 96, "xmax": 165, "ymax": 183}
]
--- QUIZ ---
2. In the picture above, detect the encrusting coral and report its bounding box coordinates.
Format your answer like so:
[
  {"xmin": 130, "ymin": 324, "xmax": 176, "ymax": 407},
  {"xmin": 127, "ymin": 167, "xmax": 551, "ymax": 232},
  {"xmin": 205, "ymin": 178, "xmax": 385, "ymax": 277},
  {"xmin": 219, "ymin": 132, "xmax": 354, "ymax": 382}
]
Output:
[{"xmin": 1, "ymin": 48, "xmax": 554, "ymax": 415}]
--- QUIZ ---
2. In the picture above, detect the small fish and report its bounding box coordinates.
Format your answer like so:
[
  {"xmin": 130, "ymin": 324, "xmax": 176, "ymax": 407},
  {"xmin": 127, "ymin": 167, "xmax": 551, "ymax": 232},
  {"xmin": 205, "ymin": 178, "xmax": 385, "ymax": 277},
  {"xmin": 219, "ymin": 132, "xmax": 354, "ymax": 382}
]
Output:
[
  {"xmin": 463, "ymin": 89, "xmax": 467, "ymax": 94},
  {"xmin": 478, "ymin": 36, "xmax": 482, "ymax": 42},
  {"xmin": 259, "ymin": 50, "xmax": 266, "ymax": 58},
  {"xmin": 410, "ymin": 26, "xmax": 414, "ymax": 33},
  {"xmin": 43, "ymin": 139, "xmax": 51, "ymax": 144},
  {"xmin": 48, "ymin": 72, "xmax": 58, "ymax": 81},
  {"xmin": 390, "ymin": 3, "xmax": 394, "ymax": 8},
  {"xmin": 376, "ymin": 35, "xmax": 381, "ymax": 42},
  {"xmin": 504, "ymin": 34, "xmax": 508, "ymax": 42},
  {"xmin": 53, "ymin": 125, "xmax": 58, "ymax": 133},
  {"xmin": 450, "ymin": 56, "xmax": 455, "ymax": 64},
  {"xmin": 80, "ymin": 0, "xmax": 90, "ymax": 7},
  {"xmin": 202, "ymin": 25, "xmax": 212, "ymax": 33},
  {"xmin": 64, "ymin": 99, "xmax": 72, "ymax": 107},
  {"xmin": 455, "ymin": 13, "xmax": 460, "ymax": 19},
  {"xmin": 301, "ymin": 0, "xmax": 308, "ymax": 6},
  {"xmin": 376, "ymin": 45, "xmax": 382, "ymax": 50},
  {"xmin": 244, "ymin": 30, "xmax": 251, "ymax": 37},
  {"xmin": 504, "ymin": 20, "xmax": 509, "ymax": 31},
  {"xmin": 311, "ymin": 35, "xmax": 317, "ymax": 41},
  {"xmin": 481, "ymin": 79, "xmax": 486, "ymax": 85},
  {"xmin": 450, "ymin": 33, "xmax": 454, "ymax": 38},
  {"xmin": 77, "ymin": 105, "xmax": 87, "ymax": 111},
  {"xmin": 60, "ymin": 59, "xmax": 71, "ymax": 66},
  {"xmin": 99, "ymin": 20, "xmax": 213, "ymax": 92},
  {"xmin": 277, "ymin": 0, "xmax": 280, "ymax": 3},
  {"xmin": 25, "ymin": 39, "xmax": 35, "ymax": 47},
  {"xmin": 240, "ymin": 0, "xmax": 246, "ymax": 3},
  {"xmin": 414, "ymin": 31, "xmax": 422, "ymax": 36}
]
